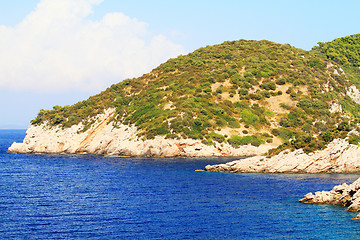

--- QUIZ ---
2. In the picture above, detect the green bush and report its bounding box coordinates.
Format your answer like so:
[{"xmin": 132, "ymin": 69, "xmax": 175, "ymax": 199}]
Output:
[
  {"xmin": 238, "ymin": 88, "xmax": 249, "ymax": 96},
  {"xmin": 349, "ymin": 135, "xmax": 360, "ymax": 145},
  {"xmin": 272, "ymin": 128, "xmax": 294, "ymax": 140},
  {"xmin": 260, "ymin": 90, "xmax": 271, "ymax": 98},
  {"xmin": 228, "ymin": 120, "xmax": 240, "ymax": 128},
  {"xmin": 249, "ymin": 93, "xmax": 263, "ymax": 100},
  {"xmin": 301, "ymin": 123, "xmax": 312, "ymax": 133},
  {"xmin": 251, "ymin": 139, "xmax": 262, "ymax": 147},
  {"xmin": 276, "ymin": 78, "xmax": 286, "ymax": 85},
  {"xmin": 260, "ymin": 82, "xmax": 276, "ymax": 90},
  {"xmin": 319, "ymin": 131, "xmax": 333, "ymax": 143},
  {"xmin": 203, "ymin": 88, "xmax": 212, "ymax": 93},
  {"xmin": 208, "ymin": 132, "xmax": 225, "ymax": 143},
  {"xmin": 337, "ymin": 121, "xmax": 350, "ymax": 131},
  {"xmin": 228, "ymin": 135, "xmax": 263, "ymax": 148},
  {"xmin": 280, "ymin": 103, "xmax": 291, "ymax": 110},
  {"xmin": 279, "ymin": 118, "xmax": 291, "ymax": 127},
  {"xmin": 241, "ymin": 109, "xmax": 260, "ymax": 125}
]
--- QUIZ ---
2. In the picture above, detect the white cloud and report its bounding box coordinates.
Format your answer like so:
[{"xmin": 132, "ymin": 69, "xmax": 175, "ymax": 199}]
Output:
[{"xmin": 0, "ymin": 0, "xmax": 184, "ymax": 92}]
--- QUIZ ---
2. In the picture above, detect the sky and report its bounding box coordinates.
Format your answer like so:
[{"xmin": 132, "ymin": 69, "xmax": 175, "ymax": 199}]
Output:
[{"xmin": 0, "ymin": 0, "xmax": 359, "ymax": 129}]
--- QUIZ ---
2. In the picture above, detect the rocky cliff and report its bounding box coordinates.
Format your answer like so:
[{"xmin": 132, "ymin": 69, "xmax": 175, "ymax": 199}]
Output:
[
  {"xmin": 8, "ymin": 108, "xmax": 276, "ymax": 157},
  {"xmin": 204, "ymin": 138, "xmax": 360, "ymax": 173},
  {"xmin": 300, "ymin": 177, "xmax": 360, "ymax": 220}
]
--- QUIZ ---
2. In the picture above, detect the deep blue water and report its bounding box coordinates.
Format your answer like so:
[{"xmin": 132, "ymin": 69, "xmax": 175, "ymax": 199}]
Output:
[{"xmin": 1, "ymin": 130, "xmax": 360, "ymax": 239}]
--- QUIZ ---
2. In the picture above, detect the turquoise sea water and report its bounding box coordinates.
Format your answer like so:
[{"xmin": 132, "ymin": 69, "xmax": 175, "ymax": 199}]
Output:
[{"xmin": 1, "ymin": 129, "xmax": 360, "ymax": 239}]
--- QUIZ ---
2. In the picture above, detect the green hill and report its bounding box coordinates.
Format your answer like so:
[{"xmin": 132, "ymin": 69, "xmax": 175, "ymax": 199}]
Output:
[
  {"xmin": 313, "ymin": 34, "xmax": 360, "ymax": 90},
  {"xmin": 31, "ymin": 39, "xmax": 360, "ymax": 154},
  {"xmin": 313, "ymin": 34, "xmax": 360, "ymax": 67}
]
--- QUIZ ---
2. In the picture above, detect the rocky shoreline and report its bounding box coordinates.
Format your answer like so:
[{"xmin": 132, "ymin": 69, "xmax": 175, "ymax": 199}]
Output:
[
  {"xmin": 204, "ymin": 138, "xmax": 360, "ymax": 173},
  {"xmin": 7, "ymin": 109, "xmax": 275, "ymax": 158},
  {"xmin": 300, "ymin": 177, "xmax": 360, "ymax": 220},
  {"xmin": 9, "ymin": 108, "xmax": 360, "ymax": 174}
]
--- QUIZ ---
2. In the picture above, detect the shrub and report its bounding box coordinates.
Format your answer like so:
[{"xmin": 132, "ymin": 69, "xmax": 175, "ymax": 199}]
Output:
[
  {"xmin": 297, "ymin": 99, "xmax": 328, "ymax": 113},
  {"xmin": 319, "ymin": 131, "xmax": 333, "ymax": 143},
  {"xmin": 194, "ymin": 118, "xmax": 202, "ymax": 126},
  {"xmin": 209, "ymin": 132, "xmax": 225, "ymax": 143},
  {"xmin": 249, "ymin": 93, "xmax": 263, "ymax": 100},
  {"xmin": 244, "ymin": 82, "xmax": 253, "ymax": 89},
  {"xmin": 238, "ymin": 88, "xmax": 249, "ymax": 96},
  {"xmin": 301, "ymin": 123, "xmax": 312, "ymax": 133},
  {"xmin": 228, "ymin": 135, "xmax": 262, "ymax": 148},
  {"xmin": 276, "ymin": 78, "xmax": 286, "ymax": 85},
  {"xmin": 202, "ymin": 138, "xmax": 214, "ymax": 146},
  {"xmin": 53, "ymin": 114, "xmax": 64, "ymax": 125},
  {"xmin": 228, "ymin": 120, "xmax": 240, "ymax": 128},
  {"xmin": 290, "ymin": 92, "xmax": 297, "ymax": 99},
  {"xmin": 314, "ymin": 122, "xmax": 328, "ymax": 132},
  {"xmin": 260, "ymin": 90, "xmax": 271, "ymax": 98},
  {"xmin": 280, "ymin": 103, "xmax": 291, "ymax": 110},
  {"xmin": 203, "ymin": 88, "xmax": 212, "ymax": 93},
  {"xmin": 260, "ymin": 82, "xmax": 276, "ymax": 90},
  {"xmin": 337, "ymin": 121, "xmax": 350, "ymax": 131},
  {"xmin": 272, "ymin": 128, "xmax": 294, "ymax": 140},
  {"xmin": 251, "ymin": 139, "xmax": 261, "ymax": 147},
  {"xmin": 262, "ymin": 132, "xmax": 272, "ymax": 138},
  {"xmin": 241, "ymin": 109, "xmax": 260, "ymax": 124},
  {"xmin": 279, "ymin": 118, "xmax": 291, "ymax": 127},
  {"xmin": 349, "ymin": 135, "xmax": 360, "ymax": 145},
  {"xmin": 264, "ymin": 110, "xmax": 275, "ymax": 117}
]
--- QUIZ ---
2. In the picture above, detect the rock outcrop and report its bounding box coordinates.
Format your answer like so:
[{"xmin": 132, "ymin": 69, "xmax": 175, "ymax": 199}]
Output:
[
  {"xmin": 205, "ymin": 138, "xmax": 360, "ymax": 173},
  {"xmin": 8, "ymin": 109, "xmax": 275, "ymax": 157},
  {"xmin": 347, "ymin": 85, "xmax": 360, "ymax": 104},
  {"xmin": 299, "ymin": 177, "xmax": 360, "ymax": 220}
]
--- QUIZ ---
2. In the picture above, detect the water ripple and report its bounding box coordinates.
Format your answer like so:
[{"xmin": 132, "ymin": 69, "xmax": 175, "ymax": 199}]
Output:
[{"xmin": 1, "ymin": 130, "xmax": 360, "ymax": 239}]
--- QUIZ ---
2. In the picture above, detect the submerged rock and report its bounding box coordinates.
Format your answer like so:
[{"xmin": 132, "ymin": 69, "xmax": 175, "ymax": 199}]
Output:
[{"xmin": 299, "ymin": 178, "xmax": 360, "ymax": 220}]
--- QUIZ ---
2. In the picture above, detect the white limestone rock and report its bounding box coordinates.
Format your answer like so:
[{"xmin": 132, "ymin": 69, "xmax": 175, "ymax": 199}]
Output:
[
  {"xmin": 347, "ymin": 85, "xmax": 360, "ymax": 104},
  {"xmin": 8, "ymin": 108, "xmax": 275, "ymax": 158},
  {"xmin": 299, "ymin": 177, "xmax": 360, "ymax": 220},
  {"xmin": 205, "ymin": 138, "xmax": 360, "ymax": 173}
]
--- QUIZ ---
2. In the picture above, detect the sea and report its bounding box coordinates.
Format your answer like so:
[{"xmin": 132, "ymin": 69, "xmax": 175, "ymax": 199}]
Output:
[{"xmin": 1, "ymin": 130, "xmax": 360, "ymax": 239}]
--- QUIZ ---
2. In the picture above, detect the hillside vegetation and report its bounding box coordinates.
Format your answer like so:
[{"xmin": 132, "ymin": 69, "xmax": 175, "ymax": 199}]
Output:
[
  {"xmin": 313, "ymin": 34, "xmax": 360, "ymax": 90},
  {"xmin": 31, "ymin": 38, "xmax": 360, "ymax": 154},
  {"xmin": 313, "ymin": 34, "xmax": 360, "ymax": 67}
]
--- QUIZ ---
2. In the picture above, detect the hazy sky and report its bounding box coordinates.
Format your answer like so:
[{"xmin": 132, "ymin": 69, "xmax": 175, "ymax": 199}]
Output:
[{"xmin": 0, "ymin": 0, "xmax": 359, "ymax": 128}]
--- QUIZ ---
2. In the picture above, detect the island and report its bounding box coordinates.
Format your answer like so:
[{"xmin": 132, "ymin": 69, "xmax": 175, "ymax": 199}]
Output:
[{"xmin": 9, "ymin": 35, "xmax": 360, "ymax": 172}]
